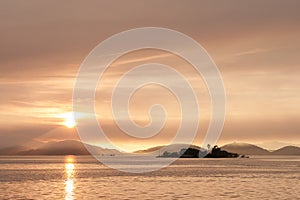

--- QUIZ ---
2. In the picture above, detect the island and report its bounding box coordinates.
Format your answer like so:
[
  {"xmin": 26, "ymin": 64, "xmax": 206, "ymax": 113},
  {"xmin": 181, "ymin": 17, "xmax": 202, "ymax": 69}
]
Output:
[{"xmin": 158, "ymin": 145, "xmax": 241, "ymax": 158}]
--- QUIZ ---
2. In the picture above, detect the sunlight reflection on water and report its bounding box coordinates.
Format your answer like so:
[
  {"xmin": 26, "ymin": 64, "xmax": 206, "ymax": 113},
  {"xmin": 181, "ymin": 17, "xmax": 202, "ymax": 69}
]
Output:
[
  {"xmin": 65, "ymin": 157, "xmax": 75, "ymax": 200},
  {"xmin": 0, "ymin": 156, "xmax": 300, "ymax": 199}
]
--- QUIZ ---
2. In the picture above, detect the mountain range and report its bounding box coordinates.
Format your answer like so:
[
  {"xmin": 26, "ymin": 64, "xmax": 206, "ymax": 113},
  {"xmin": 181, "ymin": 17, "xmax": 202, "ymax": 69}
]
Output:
[
  {"xmin": 134, "ymin": 144, "xmax": 203, "ymax": 155},
  {"xmin": 0, "ymin": 140, "xmax": 121, "ymax": 156},
  {"xmin": 221, "ymin": 143, "xmax": 300, "ymax": 155},
  {"xmin": 0, "ymin": 141, "xmax": 299, "ymax": 156},
  {"xmin": 135, "ymin": 142, "xmax": 300, "ymax": 156}
]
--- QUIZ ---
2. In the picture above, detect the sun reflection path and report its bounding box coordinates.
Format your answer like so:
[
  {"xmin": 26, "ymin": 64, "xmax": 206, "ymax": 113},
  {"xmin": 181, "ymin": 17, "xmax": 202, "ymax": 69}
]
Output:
[{"xmin": 65, "ymin": 156, "xmax": 75, "ymax": 200}]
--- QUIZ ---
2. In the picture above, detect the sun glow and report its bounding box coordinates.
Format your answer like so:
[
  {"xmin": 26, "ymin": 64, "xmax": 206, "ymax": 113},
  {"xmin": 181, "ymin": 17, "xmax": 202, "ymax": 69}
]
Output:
[
  {"xmin": 65, "ymin": 156, "xmax": 75, "ymax": 200},
  {"xmin": 60, "ymin": 112, "xmax": 76, "ymax": 128}
]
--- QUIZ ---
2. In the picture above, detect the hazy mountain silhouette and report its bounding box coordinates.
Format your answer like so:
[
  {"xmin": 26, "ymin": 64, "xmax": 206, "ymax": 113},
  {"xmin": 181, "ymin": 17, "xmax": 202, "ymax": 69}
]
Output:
[
  {"xmin": 1, "ymin": 141, "xmax": 299, "ymax": 156},
  {"xmin": 271, "ymin": 146, "xmax": 300, "ymax": 155},
  {"xmin": 134, "ymin": 144, "xmax": 205, "ymax": 156},
  {"xmin": 136, "ymin": 142, "xmax": 300, "ymax": 156},
  {"xmin": 221, "ymin": 143, "xmax": 270, "ymax": 155},
  {"xmin": 0, "ymin": 145, "xmax": 28, "ymax": 155},
  {"xmin": 134, "ymin": 145, "xmax": 164, "ymax": 154},
  {"xmin": 0, "ymin": 140, "xmax": 121, "ymax": 155}
]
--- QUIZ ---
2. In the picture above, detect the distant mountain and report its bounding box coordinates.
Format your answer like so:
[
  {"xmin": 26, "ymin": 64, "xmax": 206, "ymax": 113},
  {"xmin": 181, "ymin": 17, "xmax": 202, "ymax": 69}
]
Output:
[
  {"xmin": 0, "ymin": 145, "xmax": 29, "ymax": 155},
  {"xmin": 221, "ymin": 143, "xmax": 270, "ymax": 155},
  {"xmin": 271, "ymin": 146, "xmax": 300, "ymax": 155},
  {"xmin": 0, "ymin": 140, "xmax": 121, "ymax": 156},
  {"xmin": 136, "ymin": 143, "xmax": 270, "ymax": 156},
  {"xmin": 134, "ymin": 144, "xmax": 204, "ymax": 156},
  {"xmin": 134, "ymin": 145, "xmax": 165, "ymax": 154},
  {"xmin": 1, "ymin": 141, "xmax": 299, "ymax": 156}
]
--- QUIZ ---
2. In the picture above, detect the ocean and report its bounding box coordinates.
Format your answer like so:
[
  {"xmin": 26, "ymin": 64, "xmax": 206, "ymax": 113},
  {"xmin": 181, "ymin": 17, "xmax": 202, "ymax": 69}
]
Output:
[{"xmin": 0, "ymin": 156, "xmax": 299, "ymax": 199}]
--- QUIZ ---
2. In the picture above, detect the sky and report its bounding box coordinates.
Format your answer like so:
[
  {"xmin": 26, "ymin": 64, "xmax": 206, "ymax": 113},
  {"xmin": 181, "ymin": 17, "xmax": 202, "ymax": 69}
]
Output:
[{"xmin": 0, "ymin": 0, "xmax": 299, "ymax": 151}]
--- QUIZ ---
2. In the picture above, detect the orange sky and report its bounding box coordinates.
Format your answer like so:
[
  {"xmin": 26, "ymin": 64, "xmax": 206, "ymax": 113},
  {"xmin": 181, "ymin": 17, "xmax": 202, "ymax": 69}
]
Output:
[{"xmin": 0, "ymin": 0, "xmax": 299, "ymax": 151}]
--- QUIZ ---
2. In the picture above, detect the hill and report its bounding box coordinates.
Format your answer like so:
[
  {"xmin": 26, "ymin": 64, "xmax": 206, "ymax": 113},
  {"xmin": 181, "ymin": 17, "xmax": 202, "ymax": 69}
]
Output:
[
  {"xmin": 134, "ymin": 145, "xmax": 164, "ymax": 154},
  {"xmin": 271, "ymin": 146, "xmax": 300, "ymax": 155},
  {"xmin": 0, "ymin": 140, "xmax": 121, "ymax": 156},
  {"xmin": 221, "ymin": 143, "xmax": 270, "ymax": 155},
  {"xmin": 1, "ymin": 141, "xmax": 299, "ymax": 156},
  {"xmin": 0, "ymin": 145, "xmax": 29, "ymax": 155},
  {"xmin": 134, "ymin": 144, "xmax": 204, "ymax": 156},
  {"xmin": 136, "ymin": 143, "xmax": 300, "ymax": 156}
]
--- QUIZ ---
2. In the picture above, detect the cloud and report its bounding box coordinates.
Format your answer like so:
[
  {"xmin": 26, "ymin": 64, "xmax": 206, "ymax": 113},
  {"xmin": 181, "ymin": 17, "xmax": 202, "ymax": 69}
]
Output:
[
  {"xmin": 0, "ymin": 0, "xmax": 300, "ymax": 149},
  {"xmin": 234, "ymin": 48, "xmax": 273, "ymax": 57}
]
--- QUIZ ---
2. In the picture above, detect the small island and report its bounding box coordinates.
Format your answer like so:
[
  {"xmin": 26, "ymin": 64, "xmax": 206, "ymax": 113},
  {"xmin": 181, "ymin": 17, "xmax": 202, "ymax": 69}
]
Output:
[
  {"xmin": 158, "ymin": 145, "xmax": 242, "ymax": 158},
  {"xmin": 204, "ymin": 145, "xmax": 239, "ymax": 158}
]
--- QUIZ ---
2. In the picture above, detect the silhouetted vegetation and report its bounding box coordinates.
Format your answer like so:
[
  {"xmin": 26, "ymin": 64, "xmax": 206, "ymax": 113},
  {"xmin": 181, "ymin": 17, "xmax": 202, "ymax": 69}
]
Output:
[
  {"xmin": 158, "ymin": 145, "xmax": 240, "ymax": 158},
  {"xmin": 205, "ymin": 145, "xmax": 239, "ymax": 158}
]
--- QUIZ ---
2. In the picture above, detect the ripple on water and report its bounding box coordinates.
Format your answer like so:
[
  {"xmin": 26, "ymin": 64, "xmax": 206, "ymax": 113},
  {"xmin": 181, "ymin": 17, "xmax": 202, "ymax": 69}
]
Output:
[{"xmin": 0, "ymin": 156, "xmax": 299, "ymax": 199}]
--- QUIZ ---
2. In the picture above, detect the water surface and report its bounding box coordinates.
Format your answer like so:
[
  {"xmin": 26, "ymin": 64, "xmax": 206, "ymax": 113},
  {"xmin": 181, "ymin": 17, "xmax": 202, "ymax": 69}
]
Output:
[{"xmin": 0, "ymin": 156, "xmax": 299, "ymax": 199}]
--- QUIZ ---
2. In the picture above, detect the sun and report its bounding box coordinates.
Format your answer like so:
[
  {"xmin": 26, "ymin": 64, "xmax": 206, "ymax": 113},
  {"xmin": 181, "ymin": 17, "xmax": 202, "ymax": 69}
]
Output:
[
  {"xmin": 60, "ymin": 112, "xmax": 76, "ymax": 128},
  {"xmin": 64, "ymin": 117, "xmax": 76, "ymax": 128}
]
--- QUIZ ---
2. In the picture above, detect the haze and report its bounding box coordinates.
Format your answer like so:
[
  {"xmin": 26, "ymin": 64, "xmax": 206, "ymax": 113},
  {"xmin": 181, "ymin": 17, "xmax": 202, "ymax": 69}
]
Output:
[{"xmin": 0, "ymin": 0, "xmax": 300, "ymax": 151}]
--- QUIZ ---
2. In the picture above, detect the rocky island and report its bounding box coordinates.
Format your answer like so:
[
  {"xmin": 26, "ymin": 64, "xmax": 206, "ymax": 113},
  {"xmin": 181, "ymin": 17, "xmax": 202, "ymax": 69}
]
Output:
[{"xmin": 158, "ymin": 145, "xmax": 240, "ymax": 158}]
